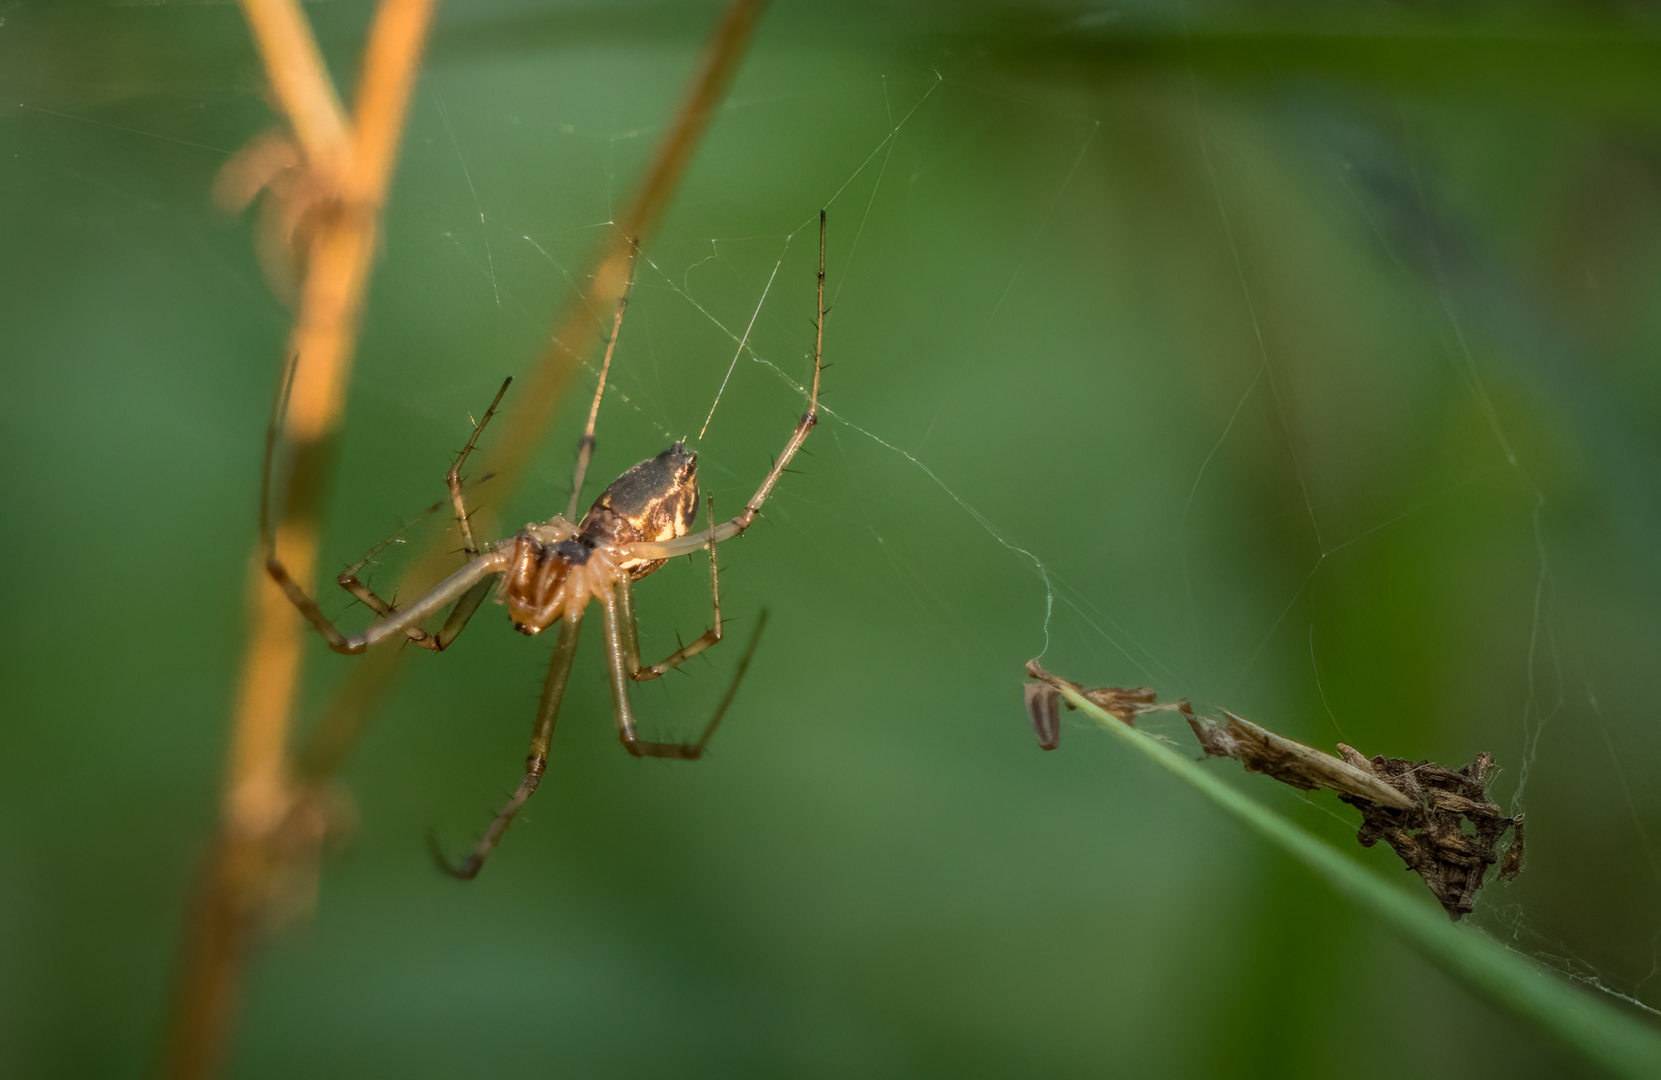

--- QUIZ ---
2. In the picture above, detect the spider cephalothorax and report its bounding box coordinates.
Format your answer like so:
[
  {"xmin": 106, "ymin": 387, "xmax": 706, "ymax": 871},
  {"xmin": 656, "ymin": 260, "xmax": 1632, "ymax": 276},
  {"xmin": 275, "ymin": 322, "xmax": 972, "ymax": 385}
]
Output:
[{"xmin": 503, "ymin": 444, "xmax": 699, "ymax": 634}]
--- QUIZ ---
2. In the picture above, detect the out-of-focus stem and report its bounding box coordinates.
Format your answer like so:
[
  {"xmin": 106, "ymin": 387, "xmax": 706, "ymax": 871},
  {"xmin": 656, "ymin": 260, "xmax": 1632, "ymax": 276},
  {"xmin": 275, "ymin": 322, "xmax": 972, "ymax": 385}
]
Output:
[{"xmin": 163, "ymin": 2, "xmax": 437, "ymax": 1078}]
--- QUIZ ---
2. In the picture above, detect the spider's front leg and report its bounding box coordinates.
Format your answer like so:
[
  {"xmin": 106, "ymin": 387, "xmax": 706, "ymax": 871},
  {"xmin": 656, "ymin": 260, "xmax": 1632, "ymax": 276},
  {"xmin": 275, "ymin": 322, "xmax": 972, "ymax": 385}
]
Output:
[
  {"xmin": 332, "ymin": 511, "xmax": 450, "ymax": 647},
  {"xmin": 265, "ymin": 378, "xmax": 512, "ymax": 655},
  {"xmin": 331, "ymin": 377, "xmax": 512, "ymax": 651}
]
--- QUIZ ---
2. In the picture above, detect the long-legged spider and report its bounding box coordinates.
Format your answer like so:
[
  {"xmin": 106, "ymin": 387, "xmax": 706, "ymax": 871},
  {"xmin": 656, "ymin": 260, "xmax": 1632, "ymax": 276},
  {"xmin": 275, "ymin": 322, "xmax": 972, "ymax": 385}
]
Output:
[{"xmin": 263, "ymin": 212, "xmax": 826, "ymax": 879}]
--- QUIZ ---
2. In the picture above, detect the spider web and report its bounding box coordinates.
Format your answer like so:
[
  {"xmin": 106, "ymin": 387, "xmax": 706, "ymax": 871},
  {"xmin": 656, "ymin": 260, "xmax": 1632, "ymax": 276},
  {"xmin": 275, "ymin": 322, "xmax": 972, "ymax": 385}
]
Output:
[{"xmin": 392, "ymin": 37, "xmax": 1661, "ymax": 1023}]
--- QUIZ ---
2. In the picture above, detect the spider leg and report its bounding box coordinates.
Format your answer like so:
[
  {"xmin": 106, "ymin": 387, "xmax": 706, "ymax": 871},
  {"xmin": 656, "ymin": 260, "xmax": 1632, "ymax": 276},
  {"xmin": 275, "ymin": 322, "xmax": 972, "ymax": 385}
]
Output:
[
  {"xmin": 333, "ymin": 533, "xmax": 497, "ymax": 652},
  {"xmin": 262, "ymin": 377, "xmax": 511, "ymax": 654},
  {"xmin": 600, "ymin": 587, "xmax": 766, "ymax": 759},
  {"xmin": 334, "ymin": 506, "xmax": 439, "ymax": 623},
  {"xmin": 446, "ymin": 376, "xmax": 513, "ymax": 560},
  {"xmin": 422, "ymin": 575, "xmax": 499, "ymax": 652},
  {"xmin": 433, "ymin": 607, "xmax": 585, "ymax": 880},
  {"xmin": 292, "ymin": 551, "xmax": 511, "ymax": 654},
  {"xmin": 411, "ymin": 376, "xmax": 517, "ymax": 651},
  {"xmin": 343, "ymin": 376, "xmax": 509, "ymax": 649},
  {"xmin": 621, "ymin": 499, "xmax": 724, "ymax": 681},
  {"xmin": 565, "ymin": 239, "xmax": 640, "ymax": 520}
]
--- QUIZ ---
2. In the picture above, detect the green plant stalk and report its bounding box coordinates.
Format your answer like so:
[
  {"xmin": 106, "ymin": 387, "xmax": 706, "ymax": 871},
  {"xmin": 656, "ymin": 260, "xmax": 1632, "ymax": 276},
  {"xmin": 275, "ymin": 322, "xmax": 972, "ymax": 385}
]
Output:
[{"xmin": 1057, "ymin": 683, "xmax": 1661, "ymax": 1079}]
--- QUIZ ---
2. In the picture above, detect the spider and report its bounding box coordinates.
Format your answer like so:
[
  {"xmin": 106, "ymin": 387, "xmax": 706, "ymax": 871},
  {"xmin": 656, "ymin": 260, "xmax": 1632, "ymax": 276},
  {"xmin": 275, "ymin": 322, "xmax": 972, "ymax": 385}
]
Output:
[{"xmin": 263, "ymin": 212, "xmax": 826, "ymax": 879}]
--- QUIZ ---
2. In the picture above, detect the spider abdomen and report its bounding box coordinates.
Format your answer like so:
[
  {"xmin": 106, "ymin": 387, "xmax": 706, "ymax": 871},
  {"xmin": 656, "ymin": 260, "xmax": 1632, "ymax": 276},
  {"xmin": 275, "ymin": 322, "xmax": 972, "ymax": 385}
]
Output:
[{"xmin": 578, "ymin": 442, "xmax": 699, "ymax": 581}]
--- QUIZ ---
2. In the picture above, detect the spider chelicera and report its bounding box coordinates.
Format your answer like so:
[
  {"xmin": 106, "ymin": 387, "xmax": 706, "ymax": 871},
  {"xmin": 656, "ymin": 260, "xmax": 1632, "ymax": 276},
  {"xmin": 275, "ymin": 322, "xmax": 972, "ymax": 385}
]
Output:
[{"xmin": 263, "ymin": 212, "xmax": 826, "ymax": 878}]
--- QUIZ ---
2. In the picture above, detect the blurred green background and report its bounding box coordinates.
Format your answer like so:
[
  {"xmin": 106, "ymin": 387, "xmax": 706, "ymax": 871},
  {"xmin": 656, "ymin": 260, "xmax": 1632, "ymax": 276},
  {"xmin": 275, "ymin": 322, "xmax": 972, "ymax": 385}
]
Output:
[{"xmin": 5, "ymin": 2, "xmax": 1661, "ymax": 1077}]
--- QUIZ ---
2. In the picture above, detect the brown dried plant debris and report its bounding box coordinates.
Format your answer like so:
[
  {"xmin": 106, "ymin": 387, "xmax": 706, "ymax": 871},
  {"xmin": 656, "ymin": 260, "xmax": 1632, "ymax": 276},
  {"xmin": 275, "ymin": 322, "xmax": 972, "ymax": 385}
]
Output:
[
  {"xmin": 1338, "ymin": 751, "xmax": 1525, "ymax": 920},
  {"xmin": 1024, "ymin": 661, "xmax": 1525, "ymax": 921},
  {"xmin": 1023, "ymin": 661, "xmax": 1158, "ymax": 750}
]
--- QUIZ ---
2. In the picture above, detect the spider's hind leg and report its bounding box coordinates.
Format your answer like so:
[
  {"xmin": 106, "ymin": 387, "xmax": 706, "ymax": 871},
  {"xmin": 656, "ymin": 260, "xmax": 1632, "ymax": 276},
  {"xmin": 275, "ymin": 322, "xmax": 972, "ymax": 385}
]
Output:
[
  {"xmin": 602, "ymin": 585, "xmax": 767, "ymax": 760},
  {"xmin": 433, "ymin": 607, "xmax": 584, "ymax": 880},
  {"xmin": 621, "ymin": 499, "xmax": 725, "ymax": 682}
]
